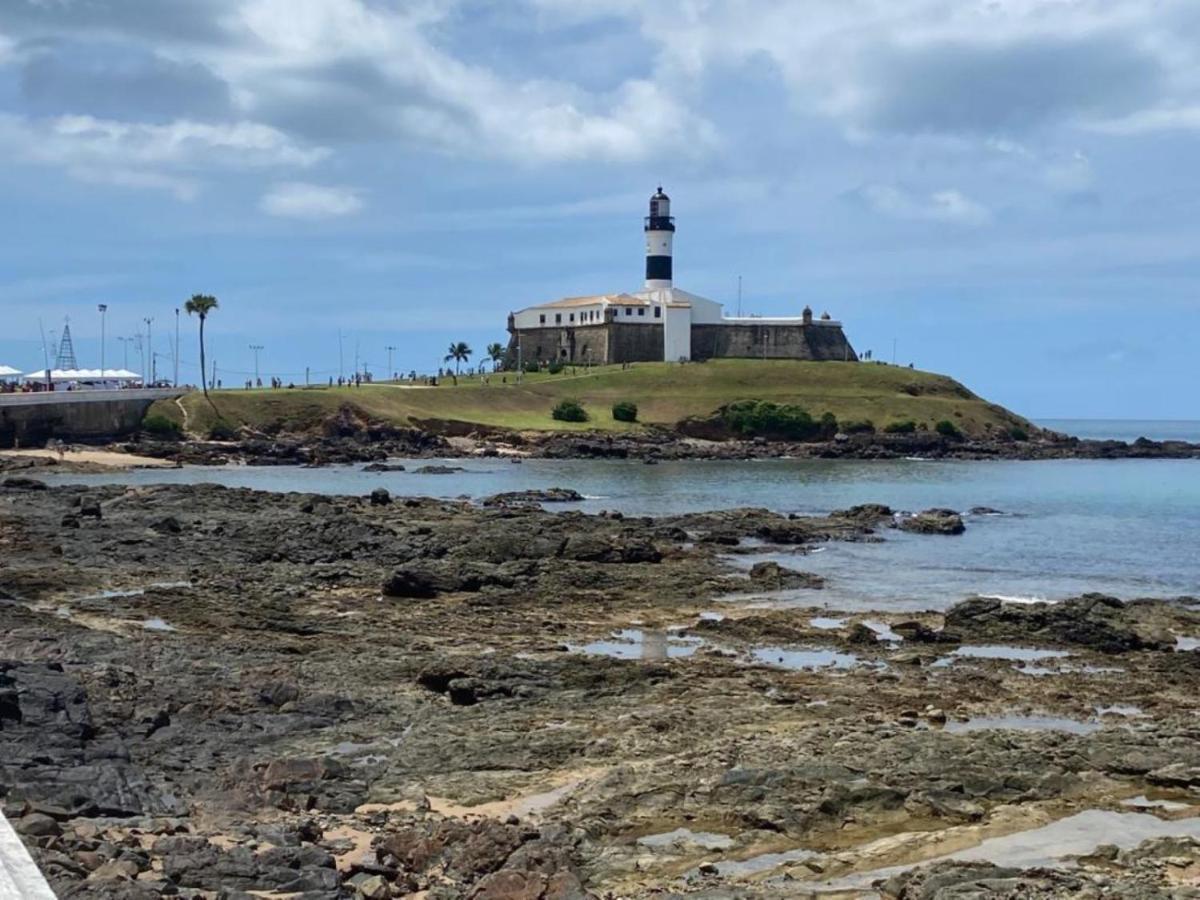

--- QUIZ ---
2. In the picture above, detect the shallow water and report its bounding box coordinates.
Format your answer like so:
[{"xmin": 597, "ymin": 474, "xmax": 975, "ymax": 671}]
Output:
[
  {"xmin": 570, "ymin": 629, "xmax": 703, "ymax": 661},
  {"xmin": 49, "ymin": 456, "xmax": 1200, "ymax": 607},
  {"xmin": 815, "ymin": 809, "xmax": 1200, "ymax": 891},
  {"xmin": 751, "ymin": 646, "xmax": 861, "ymax": 671},
  {"xmin": 944, "ymin": 714, "xmax": 1100, "ymax": 735},
  {"xmin": 637, "ymin": 828, "xmax": 734, "ymax": 851}
]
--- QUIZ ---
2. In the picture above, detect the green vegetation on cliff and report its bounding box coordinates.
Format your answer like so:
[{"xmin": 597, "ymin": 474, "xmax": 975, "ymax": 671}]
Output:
[{"xmin": 151, "ymin": 360, "xmax": 1033, "ymax": 439}]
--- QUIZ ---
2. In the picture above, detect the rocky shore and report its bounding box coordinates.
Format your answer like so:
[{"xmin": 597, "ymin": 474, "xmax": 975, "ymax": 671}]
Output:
[{"xmin": 2, "ymin": 477, "xmax": 1200, "ymax": 898}]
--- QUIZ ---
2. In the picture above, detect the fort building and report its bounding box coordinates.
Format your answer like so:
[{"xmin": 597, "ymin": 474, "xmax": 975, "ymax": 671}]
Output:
[{"xmin": 505, "ymin": 187, "xmax": 857, "ymax": 367}]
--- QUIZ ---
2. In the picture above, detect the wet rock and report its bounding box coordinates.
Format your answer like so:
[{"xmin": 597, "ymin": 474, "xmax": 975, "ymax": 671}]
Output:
[
  {"xmin": 0, "ymin": 476, "xmax": 48, "ymax": 490},
  {"xmin": 847, "ymin": 623, "xmax": 878, "ymax": 645},
  {"xmin": 369, "ymin": 487, "xmax": 391, "ymax": 506},
  {"xmin": 415, "ymin": 465, "xmax": 465, "ymax": 475},
  {"xmin": 897, "ymin": 508, "xmax": 964, "ymax": 535},
  {"xmin": 79, "ymin": 497, "xmax": 103, "ymax": 519},
  {"xmin": 482, "ymin": 487, "xmax": 585, "ymax": 506},
  {"xmin": 944, "ymin": 594, "xmax": 1172, "ymax": 653},
  {"xmin": 16, "ymin": 812, "xmax": 60, "ymax": 836},
  {"xmin": 151, "ymin": 515, "xmax": 182, "ymax": 534},
  {"xmin": 832, "ymin": 503, "xmax": 893, "ymax": 520},
  {"xmin": 363, "ymin": 462, "xmax": 406, "ymax": 472},
  {"xmin": 748, "ymin": 561, "xmax": 825, "ymax": 590}
]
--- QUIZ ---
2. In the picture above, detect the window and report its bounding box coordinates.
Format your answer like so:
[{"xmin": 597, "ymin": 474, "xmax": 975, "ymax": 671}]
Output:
[
  {"xmin": 555, "ymin": 313, "xmax": 561, "ymax": 324},
  {"xmin": 638, "ymin": 307, "xmax": 645, "ymax": 316},
  {"xmin": 569, "ymin": 313, "xmax": 575, "ymax": 322},
  {"xmin": 625, "ymin": 308, "xmax": 632, "ymax": 316},
  {"xmin": 539, "ymin": 314, "xmax": 546, "ymax": 324},
  {"xmin": 654, "ymin": 306, "xmax": 661, "ymax": 318}
]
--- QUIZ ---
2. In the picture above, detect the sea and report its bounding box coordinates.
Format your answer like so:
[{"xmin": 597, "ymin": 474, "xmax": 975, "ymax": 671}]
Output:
[{"xmin": 46, "ymin": 420, "xmax": 1200, "ymax": 612}]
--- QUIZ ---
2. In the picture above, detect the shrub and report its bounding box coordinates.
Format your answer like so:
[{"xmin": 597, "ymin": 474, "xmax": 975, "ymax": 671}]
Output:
[
  {"xmin": 935, "ymin": 419, "xmax": 962, "ymax": 439},
  {"xmin": 547, "ymin": 360, "xmax": 565, "ymax": 375},
  {"xmin": 819, "ymin": 412, "xmax": 839, "ymax": 439},
  {"xmin": 612, "ymin": 400, "xmax": 638, "ymax": 422},
  {"xmin": 551, "ymin": 399, "xmax": 588, "ymax": 422},
  {"xmin": 720, "ymin": 400, "xmax": 821, "ymax": 441},
  {"xmin": 523, "ymin": 360, "xmax": 540, "ymax": 374},
  {"xmin": 142, "ymin": 413, "xmax": 182, "ymax": 439},
  {"xmin": 208, "ymin": 420, "xmax": 239, "ymax": 441},
  {"xmin": 1009, "ymin": 426, "xmax": 1030, "ymax": 442},
  {"xmin": 883, "ymin": 419, "xmax": 917, "ymax": 434},
  {"xmin": 840, "ymin": 419, "xmax": 875, "ymax": 435}
]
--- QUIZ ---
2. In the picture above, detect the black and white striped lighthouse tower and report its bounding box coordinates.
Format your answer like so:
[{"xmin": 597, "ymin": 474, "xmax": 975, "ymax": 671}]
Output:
[{"xmin": 644, "ymin": 186, "xmax": 674, "ymax": 290}]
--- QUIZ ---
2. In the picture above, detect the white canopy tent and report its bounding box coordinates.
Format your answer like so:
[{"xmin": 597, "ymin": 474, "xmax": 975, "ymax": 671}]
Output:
[
  {"xmin": 0, "ymin": 365, "xmax": 21, "ymax": 379},
  {"xmin": 22, "ymin": 368, "xmax": 143, "ymax": 386}
]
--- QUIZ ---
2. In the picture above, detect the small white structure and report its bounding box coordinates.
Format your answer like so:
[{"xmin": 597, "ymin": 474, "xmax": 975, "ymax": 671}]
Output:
[
  {"xmin": 0, "ymin": 365, "xmax": 21, "ymax": 380},
  {"xmin": 22, "ymin": 368, "xmax": 143, "ymax": 389}
]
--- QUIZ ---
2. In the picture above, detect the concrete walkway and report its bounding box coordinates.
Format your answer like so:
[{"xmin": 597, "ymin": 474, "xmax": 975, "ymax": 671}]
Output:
[{"xmin": 0, "ymin": 811, "xmax": 57, "ymax": 899}]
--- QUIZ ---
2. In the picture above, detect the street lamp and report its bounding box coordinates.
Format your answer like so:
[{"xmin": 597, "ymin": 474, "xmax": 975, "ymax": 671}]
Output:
[
  {"xmin": 98, "ymin": 304, "xmax": 108, "ymax": 380},
  {"xmin": 143, "ymin": 317, "xmax": 154, "ymax": 384},
  {"xmin": 174, "ymin": 308, "xmax": 180, "ymax": 388},
  {"xmin": 118, "ymin": 336, "xmax": 130, "ymax": 369},
  {"xmin": 385, "ymin": 345, "xmax": 397, "ymax": 380},
  {"xmin": 250, "ymin": 344, "xmax": 264, "ymax": 385}
]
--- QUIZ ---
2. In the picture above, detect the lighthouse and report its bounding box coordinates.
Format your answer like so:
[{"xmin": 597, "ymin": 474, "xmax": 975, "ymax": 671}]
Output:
[{"xmin": 644, "ymin": 186, "xmax": 674, "ymax": 289}]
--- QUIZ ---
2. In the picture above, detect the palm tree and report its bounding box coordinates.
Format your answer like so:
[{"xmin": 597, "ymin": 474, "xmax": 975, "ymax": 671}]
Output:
[
  {"xmin": 184, "ymin": 294, "xmax": 219, "ymax": 399},
  {"xmin": 486, "ymin": 342, "xmax": 505, "ymax": 372},
  {"xmin": 443, "ymin": 342, "xmax": 472, "ymax": 380}
]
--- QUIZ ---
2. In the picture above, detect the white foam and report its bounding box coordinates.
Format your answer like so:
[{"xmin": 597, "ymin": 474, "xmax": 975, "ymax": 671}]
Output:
[{"xmin": 980, "ymin": 594, "xmax": 1053, "ymax": 605}]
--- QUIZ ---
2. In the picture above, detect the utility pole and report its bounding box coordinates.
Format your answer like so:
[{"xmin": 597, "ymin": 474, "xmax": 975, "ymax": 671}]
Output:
[
  {"xmin": 174, "ymin": 308, "xmax": 180, "ymax": 387},
  {"xmin": 143, "ymin": 317, "xmax": 154, "ymax": 383},
  {"xmin": 135, "ymin": 333, "xmax": 145, "ymax": 382},
  {"xmin": 98, "ymin": 304, "xmax": 108, "ymax": 378},
  {"xmin": 118, "ymin": 336, "xmax": 131, "ymax": 370},
  {"xmin": 249, "ymin": 345, "xmax": 264, "ymax": 384},
  {"xmin": 517, "ymin": 336, "xmax": 523, "ymax": 384},
  {"xmin": 385, "ymin": 345, "xmax": 396, "ymax": 380},
  {"xmin": 737, "ymin": 275, "xmax": 742, "ymax": 318},
  {"xmin": 892, "ymin": 338, "xmax": 897, "ymax": 365},
  {"xmin": 211, "ymin": 358, "xmax": 217, "ymax": 390},
  {"xmin": 338, "ymin": 330, "xmax": 344, "ymax": 381}
]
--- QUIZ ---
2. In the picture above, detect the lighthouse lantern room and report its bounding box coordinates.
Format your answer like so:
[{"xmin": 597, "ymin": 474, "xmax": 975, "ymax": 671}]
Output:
[{"xmin": 644, "ymin": 186, "xmax": 675, "ymax": 289}]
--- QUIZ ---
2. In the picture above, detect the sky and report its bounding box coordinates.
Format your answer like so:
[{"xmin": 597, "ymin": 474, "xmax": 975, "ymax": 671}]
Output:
[{"xmin": 1, "ymin": 0, "xmax": 1198, "ymax": 419}]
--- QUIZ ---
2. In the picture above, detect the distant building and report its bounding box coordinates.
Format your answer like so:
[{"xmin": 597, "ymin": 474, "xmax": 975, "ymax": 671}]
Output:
[{"xmin": 506, "ymin": 187, "xmax": 857, "ymax": 366}]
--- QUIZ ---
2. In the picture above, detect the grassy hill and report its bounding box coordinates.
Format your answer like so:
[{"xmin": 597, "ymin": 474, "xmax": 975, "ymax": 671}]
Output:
[{"xmin": 152, "ymin": 360, "xmax": 1033, "ymax": 439}]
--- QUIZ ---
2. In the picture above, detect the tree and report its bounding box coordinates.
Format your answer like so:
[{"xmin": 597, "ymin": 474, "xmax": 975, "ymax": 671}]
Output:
[
  {"xmin": 184, "ymin": 294, "xmax": 219, "ymax": 399},
  {"xmin": 443, "ymin": 342, "xmax": 472, "ymax": 380},
  {"xmin": 486, "ymin": 342, "xmax": 505, "ymax": 372}
]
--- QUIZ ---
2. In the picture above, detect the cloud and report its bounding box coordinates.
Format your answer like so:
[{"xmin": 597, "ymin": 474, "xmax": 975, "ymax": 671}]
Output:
[
  {"xmin": 0, "ymin": 112, "xmax": 326, "ymax": 198},
  {"xmin": 1088, "ymin": 105, "xmax": 1200, "ymax": 135},
  {"xmin": 259, "ymin": 182, "xmax": 363, "ymax": 219},
  {"xmin": 857, "ymin": 184, "xmax": 992, "ymax": 226},
  {"xmin": 20, "ymin": 44, "xmax": 233, "ymax": 122}
]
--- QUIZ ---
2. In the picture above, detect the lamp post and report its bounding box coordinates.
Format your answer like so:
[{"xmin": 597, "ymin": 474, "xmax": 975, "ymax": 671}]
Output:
[
  {"xmin": 118, "ymin": 336, "xmax": 130, "ymax": 370},
  {"xmin": 174, "ymin": 308, "xmax": 180, "ymax": 387},
  {"xmin": 143, "ymin": 317, "xmax": 154, "ymax": 384},
  {"xmin": 385, "ymin": 345, "xmax": 397, "ymax": 381},
  {"xmin": 250, "ymin": 344, "xmax": 264, "ymax": 385},
  {"xmin": 98, "ymin": 304, "xmax": 108, "ymax": 381}
]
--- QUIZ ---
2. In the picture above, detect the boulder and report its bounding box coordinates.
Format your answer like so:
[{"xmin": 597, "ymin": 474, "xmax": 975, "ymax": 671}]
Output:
[
  {"xmin": 897, "ymin": 508, "xmax": 964, "ymax": 535},
  {"xmin": 369, "ymin": 487, "xmax": 391, "ymax": 506},
  {"xmin": 482, "ymin": 488, "xmax": 584, "ymax": 506},
  {"xmin": 748, "ymin": 561, "xmax": 824, "ymax": 590}
]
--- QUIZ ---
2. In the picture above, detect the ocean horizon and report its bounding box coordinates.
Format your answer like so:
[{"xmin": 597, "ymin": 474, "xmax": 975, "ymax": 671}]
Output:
[{"xmin": 1036, "ymin": 419, "xmax": 1200, "ymax": 443}]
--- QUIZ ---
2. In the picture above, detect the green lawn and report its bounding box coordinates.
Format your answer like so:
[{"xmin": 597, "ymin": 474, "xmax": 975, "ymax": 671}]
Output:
[{"xmin": 153, "ymin": 360, "xmax": 1033, "ymax": 438}]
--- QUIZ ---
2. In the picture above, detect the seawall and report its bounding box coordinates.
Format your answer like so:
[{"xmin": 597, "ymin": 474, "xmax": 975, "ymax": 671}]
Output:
[{"xmin": 0, "ymin": 389, "xmax": 184, "ymax": 447}]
